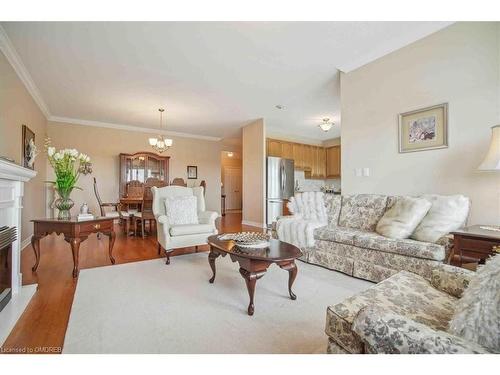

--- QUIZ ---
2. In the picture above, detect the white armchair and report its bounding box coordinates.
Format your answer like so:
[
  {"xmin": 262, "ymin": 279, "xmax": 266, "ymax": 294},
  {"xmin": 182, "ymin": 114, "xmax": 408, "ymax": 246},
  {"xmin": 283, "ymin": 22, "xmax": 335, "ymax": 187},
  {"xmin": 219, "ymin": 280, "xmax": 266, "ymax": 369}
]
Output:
[{"xmin": 152, "ymin": 185, "xmax": 218, "ymax": 264}]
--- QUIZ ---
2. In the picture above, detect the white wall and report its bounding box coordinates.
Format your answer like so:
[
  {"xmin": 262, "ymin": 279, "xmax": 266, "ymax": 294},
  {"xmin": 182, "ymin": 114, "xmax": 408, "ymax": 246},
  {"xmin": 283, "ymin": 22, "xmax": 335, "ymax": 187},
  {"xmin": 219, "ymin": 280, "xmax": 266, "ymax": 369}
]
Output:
[
  {"xmin": 242, "ymin": 119, "xmax": 266, "ymax": 227},
  {"xmin": 341, "ymin": 22, "xmax": 500, "ymax": 225}
]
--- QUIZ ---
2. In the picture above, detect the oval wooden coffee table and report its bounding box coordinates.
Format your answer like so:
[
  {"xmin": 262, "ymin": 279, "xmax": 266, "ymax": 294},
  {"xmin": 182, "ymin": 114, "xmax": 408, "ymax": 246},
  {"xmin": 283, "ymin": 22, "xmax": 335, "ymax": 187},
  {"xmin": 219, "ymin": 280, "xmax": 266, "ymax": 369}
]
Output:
[{"xmin": 207, "ymin": 234, "xmax": 302, "ymax": 316}]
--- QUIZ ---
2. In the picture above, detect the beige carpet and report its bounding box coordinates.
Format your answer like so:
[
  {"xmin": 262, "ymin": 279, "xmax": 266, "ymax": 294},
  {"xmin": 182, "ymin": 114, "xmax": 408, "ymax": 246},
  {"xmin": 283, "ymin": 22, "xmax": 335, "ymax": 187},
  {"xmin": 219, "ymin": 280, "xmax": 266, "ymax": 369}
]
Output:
[{"xmin": 63, "ymin": 253, "xmax": 372, "ymax": 353}]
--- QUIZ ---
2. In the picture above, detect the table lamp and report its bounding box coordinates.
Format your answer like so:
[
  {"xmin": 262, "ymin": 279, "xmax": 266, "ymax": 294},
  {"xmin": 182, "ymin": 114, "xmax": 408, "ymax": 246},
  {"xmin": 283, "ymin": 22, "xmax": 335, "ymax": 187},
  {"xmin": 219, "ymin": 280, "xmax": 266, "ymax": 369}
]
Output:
[{"xmin": 478, "ymin": 124, "xmax": 500, "ymax": 231}]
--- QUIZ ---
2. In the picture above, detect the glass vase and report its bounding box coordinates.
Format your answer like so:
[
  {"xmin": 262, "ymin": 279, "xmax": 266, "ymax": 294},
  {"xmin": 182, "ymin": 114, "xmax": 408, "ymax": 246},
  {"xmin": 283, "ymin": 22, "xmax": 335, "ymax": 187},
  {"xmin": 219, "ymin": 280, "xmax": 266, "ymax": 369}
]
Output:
[{"xmin": 55, "ymin": 191, "xmax": 74, "ymax": 220}]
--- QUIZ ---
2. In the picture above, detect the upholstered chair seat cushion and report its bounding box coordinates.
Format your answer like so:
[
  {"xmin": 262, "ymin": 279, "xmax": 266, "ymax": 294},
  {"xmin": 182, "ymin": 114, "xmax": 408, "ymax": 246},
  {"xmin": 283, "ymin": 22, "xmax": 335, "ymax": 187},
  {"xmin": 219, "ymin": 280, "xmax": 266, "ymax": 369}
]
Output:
[
  {"xmin": 120, "ymin": 210, "xmax": 137, "ymax": 217},
  {"xmin": 376, "ymin": 197, "xmax": 431, "ymax": 239},
  {"xmin": 169, "ymin": 223, "xmax": 215, "ymax": 237},
  {"xmin": 325, "ymin": 271, "xmax": 457, "ymax": 353},
  {"xmin": 164, "ymin": 195, "xmax": 198, "ymax": 225},
  {"xmin": 448, "ymin": 255, "xmax": 500, "ymax": 353},
  {"xmin": 338, "ymin": 194, "xmax": 389, "ymax": 231},
  {"xmin": 104, "ymin": 211, "xmax": 120, "ymax": 218},
  {"xmin": 411, "ymin": 194, "xmax": 470, "ymax": 243}
]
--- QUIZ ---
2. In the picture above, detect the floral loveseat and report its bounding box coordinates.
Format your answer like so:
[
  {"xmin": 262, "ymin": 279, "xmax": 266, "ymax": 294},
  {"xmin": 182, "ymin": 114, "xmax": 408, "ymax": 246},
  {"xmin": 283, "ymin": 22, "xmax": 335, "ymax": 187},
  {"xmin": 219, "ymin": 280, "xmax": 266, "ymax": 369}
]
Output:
[
  {"xmin": 277, "ymin": 194, "xmax": 465, "ymax": 283},
  {"xmin": 326, "ymin": 264, "xmax": 490, "ymax": 354}
]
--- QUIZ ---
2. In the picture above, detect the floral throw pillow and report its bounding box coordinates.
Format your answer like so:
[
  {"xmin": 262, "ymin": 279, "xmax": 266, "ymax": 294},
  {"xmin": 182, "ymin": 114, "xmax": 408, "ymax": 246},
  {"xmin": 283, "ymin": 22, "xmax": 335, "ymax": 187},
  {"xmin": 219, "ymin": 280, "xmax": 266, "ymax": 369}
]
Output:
[{"xmin": 164, "ymin": 196, "xmax": 198, "ymax": 225}]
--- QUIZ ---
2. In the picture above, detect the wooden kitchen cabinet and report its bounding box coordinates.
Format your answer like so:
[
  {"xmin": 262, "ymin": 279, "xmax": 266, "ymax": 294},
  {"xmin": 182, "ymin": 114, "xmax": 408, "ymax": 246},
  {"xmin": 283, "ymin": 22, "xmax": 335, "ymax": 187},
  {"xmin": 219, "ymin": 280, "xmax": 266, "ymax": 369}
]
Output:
[
  {"xmin": 292, "ymin": 143, "xmax": 304, "ymax": 170},
  {"xmin": 267, "ymin": 139, "xmax": 283, "ymax": 157},
  {"xmin": 266, "ymin": 138, "xmax": 339, "ymax": 179},
  {"xmin": 326, "ymin": 145, "xmax": 341, "ymax": 178},
  {"xmin": 281, "ymin": 142, "xmax": 294, "ymax": 160}
]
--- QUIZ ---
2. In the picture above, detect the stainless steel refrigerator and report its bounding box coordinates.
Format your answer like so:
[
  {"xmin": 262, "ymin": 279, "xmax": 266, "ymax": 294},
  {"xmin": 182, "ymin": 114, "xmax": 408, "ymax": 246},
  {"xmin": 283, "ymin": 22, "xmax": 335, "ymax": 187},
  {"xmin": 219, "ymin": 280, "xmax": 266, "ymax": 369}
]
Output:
[{"xmin": 266, "ymin": 156, "xmax": 294, "ymax": 226}]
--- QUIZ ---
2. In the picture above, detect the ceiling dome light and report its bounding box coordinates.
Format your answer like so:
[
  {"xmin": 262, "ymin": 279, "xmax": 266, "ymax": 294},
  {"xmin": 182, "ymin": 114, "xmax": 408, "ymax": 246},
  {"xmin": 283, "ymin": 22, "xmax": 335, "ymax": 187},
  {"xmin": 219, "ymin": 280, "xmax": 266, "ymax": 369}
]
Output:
[
  {"xmin": 149, "ymin": 108, "xmax": 173, "ymax": 153},
  {"xmin": 319, "ymin": 118, "xmax": 334, "ymax": 132},
  {"xmin": 227, "ymin": 152, "xmax": 234, "ymax": 157}
]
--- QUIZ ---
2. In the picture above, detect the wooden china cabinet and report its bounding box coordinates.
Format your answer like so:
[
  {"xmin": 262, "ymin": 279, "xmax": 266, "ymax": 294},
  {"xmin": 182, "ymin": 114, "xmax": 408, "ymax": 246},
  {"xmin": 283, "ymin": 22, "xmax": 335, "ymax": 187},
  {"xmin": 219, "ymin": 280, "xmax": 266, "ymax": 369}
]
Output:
[{"xmin": 119, "ymin": 152, "xmax": 170, "ymax": 197}]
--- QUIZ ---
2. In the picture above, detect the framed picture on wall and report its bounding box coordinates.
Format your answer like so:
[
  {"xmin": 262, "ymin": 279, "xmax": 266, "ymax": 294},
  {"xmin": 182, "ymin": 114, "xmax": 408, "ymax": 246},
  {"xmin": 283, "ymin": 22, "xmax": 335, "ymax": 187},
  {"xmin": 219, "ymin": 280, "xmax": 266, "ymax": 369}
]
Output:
[
  {"xmin": 187, "ymin": 165, "xmax": 197, "ymax": 179},
  {"xmin": 22, "ymin": 124, "xmax": 36, "ymax": 169},
  {"xmin": 398, "ymin": 103, "xmax": 448, "ymax": 153}
]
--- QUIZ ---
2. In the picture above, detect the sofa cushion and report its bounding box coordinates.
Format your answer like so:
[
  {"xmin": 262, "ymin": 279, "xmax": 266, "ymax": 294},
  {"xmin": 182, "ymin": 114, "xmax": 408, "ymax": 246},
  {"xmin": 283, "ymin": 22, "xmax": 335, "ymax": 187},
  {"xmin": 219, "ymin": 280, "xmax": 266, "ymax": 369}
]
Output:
[
  {"xmin": 325, "ymin": 270, "xmax": 458, "ymax": 353},
  {"xmin": 338, "ymin": 194, "xmax": 389, "ymax": 231},
  {"xmin": 449, "ymin": 255, "xmax": 500, "ymax": 353},
  {"xmin": 323, "ymin": 194, "xmax": 342, "ymax": 228},
  {"xmin": 169, "ymin": 223, "xmax": 213, "ymax": 236},
  {"xmin": 353, "ymin": 231, "xmax": 445, "ymax": 261},
  {"xmin": 376, "ymin": 196, "xmax": 431, "ymax": 239},
  {"xmin": 411, "ymin": 194, "xmax": 470, "ymax": 243},
  {"xmin": 314, "ymin": 226, "xmax": 367, "ymax": 245}
]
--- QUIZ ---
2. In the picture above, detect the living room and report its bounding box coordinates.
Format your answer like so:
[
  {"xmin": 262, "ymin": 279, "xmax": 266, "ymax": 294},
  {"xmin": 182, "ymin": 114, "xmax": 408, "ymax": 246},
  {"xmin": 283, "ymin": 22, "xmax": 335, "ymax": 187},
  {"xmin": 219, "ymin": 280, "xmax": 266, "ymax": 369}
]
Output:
[{"xmin": 0, "ymin": 0, "xmax": 499, "ymax": 372}]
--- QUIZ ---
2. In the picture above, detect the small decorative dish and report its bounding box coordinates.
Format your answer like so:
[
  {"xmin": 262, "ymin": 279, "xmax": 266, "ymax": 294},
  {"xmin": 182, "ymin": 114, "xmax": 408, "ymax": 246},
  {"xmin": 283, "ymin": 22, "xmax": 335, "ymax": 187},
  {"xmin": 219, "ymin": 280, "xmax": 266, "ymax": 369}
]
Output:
[{"xmin": 218, "ymin": 232, "xmax": 270, "ymax": 248}]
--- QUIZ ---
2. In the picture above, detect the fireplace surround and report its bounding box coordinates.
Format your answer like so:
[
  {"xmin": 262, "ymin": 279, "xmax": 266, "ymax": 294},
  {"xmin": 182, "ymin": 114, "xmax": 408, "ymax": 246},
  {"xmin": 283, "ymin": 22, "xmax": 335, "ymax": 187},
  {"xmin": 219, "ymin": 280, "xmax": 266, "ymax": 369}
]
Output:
[{"xmin": 0, "ymin": 226, "xmax": 16, "ymax": 313}]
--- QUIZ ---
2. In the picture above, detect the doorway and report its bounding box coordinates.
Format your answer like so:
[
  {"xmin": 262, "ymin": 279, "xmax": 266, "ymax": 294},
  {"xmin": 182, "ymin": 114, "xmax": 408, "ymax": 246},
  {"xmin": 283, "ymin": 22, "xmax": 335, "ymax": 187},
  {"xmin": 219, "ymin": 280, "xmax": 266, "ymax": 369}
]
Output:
[{"xmin": 221, "ymin": 151, "xmax": 242, "ymax": 212}]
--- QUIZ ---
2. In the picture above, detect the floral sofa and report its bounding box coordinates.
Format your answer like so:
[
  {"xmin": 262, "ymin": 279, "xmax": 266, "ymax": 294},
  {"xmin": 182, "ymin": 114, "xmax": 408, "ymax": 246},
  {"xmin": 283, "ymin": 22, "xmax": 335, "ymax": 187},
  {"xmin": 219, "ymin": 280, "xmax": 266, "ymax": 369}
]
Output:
[
  {"xmin": 326, "ymin": 264, "xmax": 490, "ymax": 354},
  {"xmin": 278, "ymin": 194, "xmax": 461, "ymax": 283}
]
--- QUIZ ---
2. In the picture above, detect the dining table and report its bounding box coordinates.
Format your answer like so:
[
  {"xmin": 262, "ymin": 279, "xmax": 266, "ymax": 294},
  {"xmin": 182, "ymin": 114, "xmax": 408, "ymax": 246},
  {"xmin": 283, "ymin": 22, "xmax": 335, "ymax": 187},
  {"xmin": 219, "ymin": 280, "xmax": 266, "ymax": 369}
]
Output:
[{"xmin": 119, "ymin": 196, "xmax": 143, "ymax": 210}]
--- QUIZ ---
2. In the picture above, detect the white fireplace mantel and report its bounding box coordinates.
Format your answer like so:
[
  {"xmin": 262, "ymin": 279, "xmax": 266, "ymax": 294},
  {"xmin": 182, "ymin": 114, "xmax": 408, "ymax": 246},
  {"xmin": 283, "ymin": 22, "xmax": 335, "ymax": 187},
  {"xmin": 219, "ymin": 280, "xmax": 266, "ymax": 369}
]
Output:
[
  {"xmin": 0, "ymin": 158, "xmax": 37, "ymax": 294},
  {"xmin": 0, "ymin": 158, "xmax": 38, "ymax": 346}
]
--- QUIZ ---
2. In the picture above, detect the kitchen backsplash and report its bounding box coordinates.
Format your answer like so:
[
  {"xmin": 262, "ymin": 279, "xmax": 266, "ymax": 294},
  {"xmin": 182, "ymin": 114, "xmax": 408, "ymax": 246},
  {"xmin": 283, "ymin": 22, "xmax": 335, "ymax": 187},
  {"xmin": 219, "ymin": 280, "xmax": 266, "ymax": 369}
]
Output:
[{"xmin": 294, "ymin": 170, "xmax": 341, "ymax": 192}]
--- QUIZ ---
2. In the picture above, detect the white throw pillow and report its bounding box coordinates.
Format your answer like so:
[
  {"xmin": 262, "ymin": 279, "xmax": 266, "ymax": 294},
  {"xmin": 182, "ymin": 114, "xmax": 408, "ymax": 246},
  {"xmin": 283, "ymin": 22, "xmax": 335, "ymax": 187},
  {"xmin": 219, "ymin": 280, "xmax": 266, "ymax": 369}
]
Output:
[
  {"xmin": 164, "ymin": 196, "xmax": 198, "ymax": 225},
  {"xmin": 410, "ymin": 194, "xmax": 470, "ymax": 243},
  {"xmin": 376, "ymin": 197, "xmax": 431, "ymax": 239},
  {"xmin": 448, "ymin": 255, "xmax": 500, "ymax": 353}
]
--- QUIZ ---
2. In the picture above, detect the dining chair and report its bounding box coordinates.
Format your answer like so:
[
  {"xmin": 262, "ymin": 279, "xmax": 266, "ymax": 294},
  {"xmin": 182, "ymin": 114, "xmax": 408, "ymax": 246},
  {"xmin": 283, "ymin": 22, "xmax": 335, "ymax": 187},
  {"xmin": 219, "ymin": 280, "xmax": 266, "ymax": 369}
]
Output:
[
  {"xmin": 134, "ymin": 179, "xmax": 167, "ymax": 238},
  {"xmin": 171, "ymin": 178, "xmax": 187, "ymax": 187},
  {"xmin": 93, "ymin": 177, "xmax": 121, "ymax": 219}
]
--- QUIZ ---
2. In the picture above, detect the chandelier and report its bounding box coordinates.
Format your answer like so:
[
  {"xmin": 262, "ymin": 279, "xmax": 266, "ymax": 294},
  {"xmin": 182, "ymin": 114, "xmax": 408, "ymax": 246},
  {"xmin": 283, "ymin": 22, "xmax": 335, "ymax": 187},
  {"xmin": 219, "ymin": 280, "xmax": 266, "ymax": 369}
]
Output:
[
  {"xmin": 149, "ymin": 108, "xmax": 173, "ymax": 153},
  {"xmin": 318, "ymin": 118, "xmax": 334, "ymax": 132}
]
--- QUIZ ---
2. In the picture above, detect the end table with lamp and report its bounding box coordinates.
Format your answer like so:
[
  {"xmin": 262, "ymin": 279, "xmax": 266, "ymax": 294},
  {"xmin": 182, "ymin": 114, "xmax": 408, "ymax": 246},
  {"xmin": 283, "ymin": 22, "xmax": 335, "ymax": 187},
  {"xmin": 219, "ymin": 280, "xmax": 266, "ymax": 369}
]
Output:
[{"xmin": 451, "ymin": 124, "xmax": 500, "ymax": 269}]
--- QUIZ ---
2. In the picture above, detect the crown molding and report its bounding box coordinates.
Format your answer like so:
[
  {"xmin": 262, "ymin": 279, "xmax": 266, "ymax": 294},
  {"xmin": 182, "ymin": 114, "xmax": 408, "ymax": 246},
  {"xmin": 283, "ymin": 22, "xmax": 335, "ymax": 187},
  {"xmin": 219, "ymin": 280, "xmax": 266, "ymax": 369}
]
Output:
[
  {"xmin": 49, "ymin": 116, "xmax": 222, "ymax": 142},
  {"xmin": 0, "ymin": 25, "xmax": 51, "ymax": 118}
]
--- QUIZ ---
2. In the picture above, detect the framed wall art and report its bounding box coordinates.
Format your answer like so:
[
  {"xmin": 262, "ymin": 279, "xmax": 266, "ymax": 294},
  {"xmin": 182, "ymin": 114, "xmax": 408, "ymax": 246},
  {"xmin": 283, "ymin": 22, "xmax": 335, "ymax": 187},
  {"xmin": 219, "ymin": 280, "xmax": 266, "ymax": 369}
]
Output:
[
  {"xmin": 22, "ymin": 124, "xmax": 37, "ymax": 169},
  {"xmin": 187, "ymin": 165, "xmax": 198, "ymax": 179},
  {"xmin": 398, "ymin": 103, "xmax": 448, "ymax": 153}
]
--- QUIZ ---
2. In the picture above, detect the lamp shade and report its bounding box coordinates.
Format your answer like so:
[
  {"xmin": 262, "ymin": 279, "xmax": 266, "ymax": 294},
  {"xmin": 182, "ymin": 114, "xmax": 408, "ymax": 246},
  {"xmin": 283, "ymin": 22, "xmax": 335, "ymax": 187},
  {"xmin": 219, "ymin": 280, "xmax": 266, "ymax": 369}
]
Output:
[
  {"xmin": 149, "ymin": 137, "xmax": 158, "ymax": 146},
  {"xmin": 478, "ymin": 125, "xmax": 500, "ymax": 171}
]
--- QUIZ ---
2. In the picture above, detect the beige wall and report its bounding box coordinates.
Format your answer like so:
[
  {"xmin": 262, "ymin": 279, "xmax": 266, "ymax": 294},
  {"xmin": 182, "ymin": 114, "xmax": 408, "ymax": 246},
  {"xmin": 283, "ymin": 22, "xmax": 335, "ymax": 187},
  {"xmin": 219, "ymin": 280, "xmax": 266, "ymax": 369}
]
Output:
[
  {"xmin": 46, "ymin": 121, "xmax": 223, "ymax": 215},
  {"xmin": 242, "ymin": 119, "xmax": 266, "ymax": 226},
  {"xmin": 341, "ymin": 22, "xmax": 500, "ymax": 225},
  {"xmin": 0, "ymin": 51, "xmax": 47, "ymax": 242}
]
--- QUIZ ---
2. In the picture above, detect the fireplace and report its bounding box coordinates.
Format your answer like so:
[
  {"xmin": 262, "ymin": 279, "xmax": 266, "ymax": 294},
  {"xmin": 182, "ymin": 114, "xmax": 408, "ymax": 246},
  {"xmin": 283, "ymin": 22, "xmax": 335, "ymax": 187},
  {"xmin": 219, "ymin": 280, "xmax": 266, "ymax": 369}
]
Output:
[{"xmin": 0, "ymin": 226, "xmax": 16, "ymax": 313}]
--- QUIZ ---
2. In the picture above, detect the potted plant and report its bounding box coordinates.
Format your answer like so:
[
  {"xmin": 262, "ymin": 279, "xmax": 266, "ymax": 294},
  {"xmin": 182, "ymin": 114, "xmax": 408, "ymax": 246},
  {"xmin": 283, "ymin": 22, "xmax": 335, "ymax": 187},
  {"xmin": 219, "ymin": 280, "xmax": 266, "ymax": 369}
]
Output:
[{"xmin": 46, "ymin": 142, "xmax": 92, "ymax": 220}]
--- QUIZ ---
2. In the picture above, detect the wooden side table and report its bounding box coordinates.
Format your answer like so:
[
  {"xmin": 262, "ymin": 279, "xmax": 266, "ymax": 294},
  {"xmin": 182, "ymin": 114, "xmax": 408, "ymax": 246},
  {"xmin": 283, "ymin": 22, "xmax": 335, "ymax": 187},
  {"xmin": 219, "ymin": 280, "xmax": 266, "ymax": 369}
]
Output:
[
  {"xmin": 450, "ymin": 225, "xmax": 500, "ymax": 268},
  {"xmin": 31, "ymin": 217, "xmax": 116, "ymax": 277}
]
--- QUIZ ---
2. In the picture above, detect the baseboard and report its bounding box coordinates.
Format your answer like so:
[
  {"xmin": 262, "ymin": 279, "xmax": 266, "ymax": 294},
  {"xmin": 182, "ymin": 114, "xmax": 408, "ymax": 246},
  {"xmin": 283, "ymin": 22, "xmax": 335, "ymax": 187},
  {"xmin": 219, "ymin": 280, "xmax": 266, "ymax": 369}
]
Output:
[
  {"xmin": 241, "ymin": 220, "xmax": 267, "ymax": 229},
  {"xmin": 20, "ymin": 237, "xmax": 31, "ymax": 251}
]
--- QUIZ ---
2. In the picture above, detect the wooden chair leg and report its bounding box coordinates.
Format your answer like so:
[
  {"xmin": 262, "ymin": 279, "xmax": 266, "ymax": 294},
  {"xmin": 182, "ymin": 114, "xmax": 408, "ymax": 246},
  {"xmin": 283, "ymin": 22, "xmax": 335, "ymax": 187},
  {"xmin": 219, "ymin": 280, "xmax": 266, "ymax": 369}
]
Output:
[
  {"xmin": 142, "ymin": 219, "xmax": 145, "ymax": 239},
  {"xmin": 158, "ymin": 243, "xmax": 162, "ymax": 255},
  {"xmin": 166, "ymin": 251, "xmax": 170, "ymax": 265}
]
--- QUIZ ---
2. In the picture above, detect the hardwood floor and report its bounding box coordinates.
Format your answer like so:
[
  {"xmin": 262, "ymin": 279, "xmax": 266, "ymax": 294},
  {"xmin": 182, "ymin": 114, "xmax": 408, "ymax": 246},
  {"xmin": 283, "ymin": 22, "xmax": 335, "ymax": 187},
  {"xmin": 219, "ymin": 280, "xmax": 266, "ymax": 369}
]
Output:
[{"xmin": 1, "ymin": 213, "xmax": 258, "ymax": 354}]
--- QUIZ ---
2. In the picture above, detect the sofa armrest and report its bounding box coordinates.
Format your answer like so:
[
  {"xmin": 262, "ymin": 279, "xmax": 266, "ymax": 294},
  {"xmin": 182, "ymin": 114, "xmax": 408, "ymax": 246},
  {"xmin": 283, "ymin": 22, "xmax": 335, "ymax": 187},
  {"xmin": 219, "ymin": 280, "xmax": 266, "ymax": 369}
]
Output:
[
  {"xmin": 352, "ymin": 306, "xmax": 488, "ymax": 354},
  {"xmin": 430, "ymin": 264, "xmax": 474, "ymax": 298},
  {"xmin": 198, "ymin": 211, "xmax": 218, "ymax": 226}
]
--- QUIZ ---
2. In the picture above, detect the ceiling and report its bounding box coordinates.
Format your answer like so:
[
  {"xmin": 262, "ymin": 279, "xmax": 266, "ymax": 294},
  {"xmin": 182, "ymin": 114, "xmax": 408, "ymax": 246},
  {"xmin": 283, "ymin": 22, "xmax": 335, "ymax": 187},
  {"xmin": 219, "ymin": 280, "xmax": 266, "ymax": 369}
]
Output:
[{"xmin": 1, "ymin": 22, "xmax": 452, "ymax": 141}]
